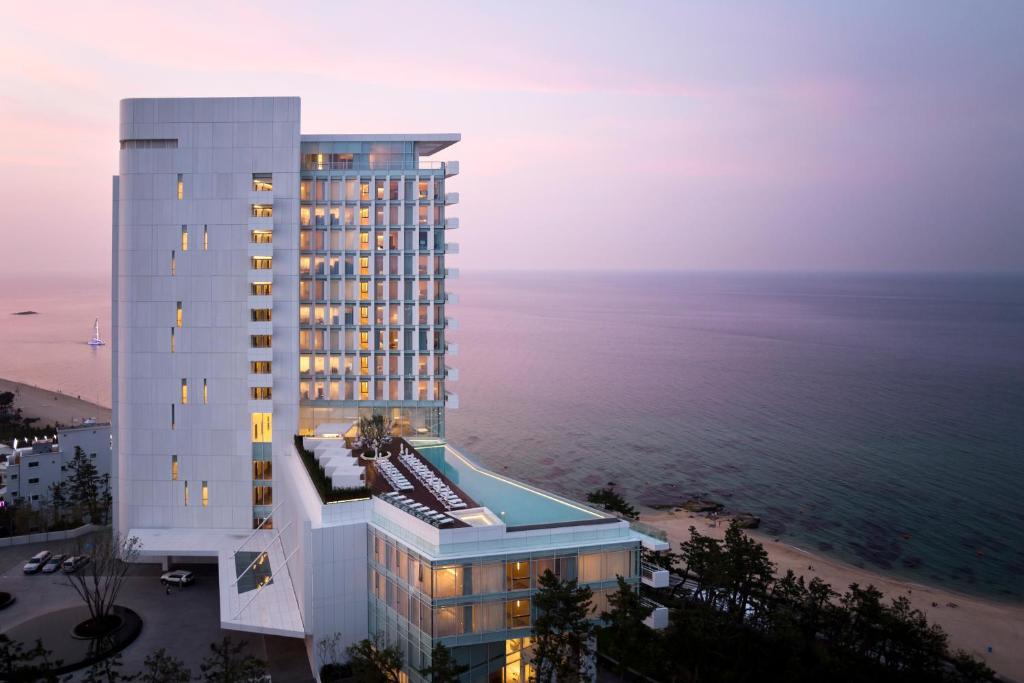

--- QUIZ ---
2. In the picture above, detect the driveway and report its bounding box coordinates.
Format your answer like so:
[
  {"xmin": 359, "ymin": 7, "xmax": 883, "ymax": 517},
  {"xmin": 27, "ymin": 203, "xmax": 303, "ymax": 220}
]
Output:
[{"xmin": 0, "ymin": 534, "xmax": 312, "ymax": 681}]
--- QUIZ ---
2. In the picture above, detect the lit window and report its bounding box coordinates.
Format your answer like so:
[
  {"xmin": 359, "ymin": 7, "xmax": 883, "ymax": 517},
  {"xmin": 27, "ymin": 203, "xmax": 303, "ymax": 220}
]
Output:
[
  {"xmin": 360, "ymin": 331, "xmax": 369, "ymax": 349},
  {"xmin": 181, "ymin": 379, "xmax": 188, "ymax": 404},
  {"xmin": 360, "ymin": 356, "xmax": 369, "ymax": 373},
  {"xmin": 250, "ymin": 413, "xmax": 272, "ymax": 442},
  {"xmin": 251, "ymin": 282, "xmax": 272, "ymax": 296},
  {"xmin": 360, "ymin": 282, "xmax": 369, "ymax": 299},
  {"xmin": 250, "ymin": 386, "xmax": 272, "ymax": 400},
  {"xmin": 181, "ymin": 225, "xmax": 188, "ymax": 251},
  {"xmin": 359, "ymin": 381, "xmax": 369, "ymax": 399},
  {"xmin": 360, "ymin": 183, "xmax": 369, "ymax": 201},
  {"xmin": 251, "ymin": 257, "xmax": 272, "ymax": 270},
  {"xmin": 170, "ymin": 328, "xmax": 175, "ymax": 353},
  {"xmin": 203, "ymin": 225, "xmax": 208, "ymax": 251},
  {"xmin": 184, "ymin": 480, "xmax": 189, "ymax": 506},
  {"xmin": 201, "ymin": 481, "xmax": 209, "ymax": 507},
  {"xmin": 171, "ymin": 454, "xmax": 178, "ymax": 481},
  {"xmin": 418, "ymin": 181, "xmax": 428, "ymax": 200},
  {"xmin": 359, "ymin": 257, "xmax": 369, "ymax": 275},
  {"xmin": 177, "ymin": 173, "xmax": 184, "ymax": 200},
  {"xmin": 203, "ymin": 378, "xmax": 208, "ymax": 404},
  {"xmin": 360, "ymin": 207, "xmax": 369, "ymax": 226},
  {"xmin": 170, "ymin": 250, "xmax": 176, "ymax": 275},
  {"xmin": 250, "ymin": 361, "xmax": 272, "ymax": 374},
  {"xmin": 360, "ymin": 306, "xmax": 369, "ymax": 323},
  {"xmin": 360, "ymin": 232, "xmax": 370, "ymax": 249},
  {"xmin": 251, "ymin": 335, "xmax": 272, "ymax": 348},
  {"xmin": 252, "ymin": 173, "xmax": 272, "ymax": 192}
]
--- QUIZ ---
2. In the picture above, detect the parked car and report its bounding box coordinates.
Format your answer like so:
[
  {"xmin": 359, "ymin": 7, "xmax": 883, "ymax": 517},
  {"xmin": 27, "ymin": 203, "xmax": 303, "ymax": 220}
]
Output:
[
  {"xmin": 41, "ymin": 554, "xmax": 67, "ymax": 574},
  {"xmin": 62, "ymin": 555, "xmax": 90, "ymax": 574},
  {"xmin": 23, "ymin": 551, "xmax": 52, "ymax": 574},
  {"xmin": 160, "ymin": 570, "xmax": 195, "ymax": 587}
]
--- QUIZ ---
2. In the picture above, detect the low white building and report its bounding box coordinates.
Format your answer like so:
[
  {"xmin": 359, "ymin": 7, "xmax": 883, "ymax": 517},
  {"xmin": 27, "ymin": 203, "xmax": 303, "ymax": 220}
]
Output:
[{"xmin": 1, "ymin": 422, "xmax": 112, "ymax": 507}]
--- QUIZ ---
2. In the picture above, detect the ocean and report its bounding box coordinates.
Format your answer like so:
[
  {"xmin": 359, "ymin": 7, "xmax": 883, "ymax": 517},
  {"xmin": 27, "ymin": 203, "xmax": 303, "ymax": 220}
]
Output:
[{"xmin": 2, "ymin": 272, "xmax": 1022, "ymax": 601}]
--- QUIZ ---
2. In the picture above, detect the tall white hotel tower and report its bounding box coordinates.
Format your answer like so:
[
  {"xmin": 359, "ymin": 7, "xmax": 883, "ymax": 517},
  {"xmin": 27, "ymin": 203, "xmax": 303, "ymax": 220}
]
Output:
[{"xmin": 113, "ymin": 97, "xmax": 665, "ymax": 681}]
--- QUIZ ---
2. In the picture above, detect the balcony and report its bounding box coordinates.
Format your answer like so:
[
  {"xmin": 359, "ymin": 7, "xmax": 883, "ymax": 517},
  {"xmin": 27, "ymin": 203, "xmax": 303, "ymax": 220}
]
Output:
[
  {"xmin": 445, "ymin": 392, "xmax": 459, "ymax": 409},
  {"xmin": 642, "ymin": 597, "xmax": 669, "ymax": 630},
  {"xmin": 445, "ymin": 242, "xmax": 459, "ymax": 255},
  {"xmin": 641, "ymin": 562, "xmax": 670, "ymax": 589},
  {"xmin": 445, "ymin": 217, "xmax": 459, "ymax": 230},
  {"xmin": 445, "ymin": 366, "xmax": 459, "ymax": 382},
  {"xmin": 248, "ymin": 321, "xmax": 273, "ymax": 337},
  {"xmin": 446, "ymin": 292, "xmax": 459, "ymax": 305},
  {"xmin": 445, "ymin": 267, "xmax": 460, "ymax": 279},
  {"xmin": 446, "ymin": 342, "xmax": 458, "ymax": 356},
  {"xmin": 444, "ymin": 161, "xmax": 459, "ymax": 177},
  {"xmin": 300, "ymin": 157, "xmax": 447, "ymax": 172},
  {"xmin": 445, "ymin": 317, "xmax": 459, "ymax": 331},
  {"xmin": 444, "ymin": 192, "xmax": 459, "ymax": 205}
]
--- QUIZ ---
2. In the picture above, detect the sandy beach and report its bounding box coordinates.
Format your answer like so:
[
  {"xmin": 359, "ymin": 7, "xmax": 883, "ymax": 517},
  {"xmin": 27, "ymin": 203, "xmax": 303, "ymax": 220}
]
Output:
[
  {"xmin": 641, "ymin": 507, "xmax": 1024, "ymax": 682},
  {"xmin": 0, "ymin": 378, "xmax": 110, "ymax": 429}
]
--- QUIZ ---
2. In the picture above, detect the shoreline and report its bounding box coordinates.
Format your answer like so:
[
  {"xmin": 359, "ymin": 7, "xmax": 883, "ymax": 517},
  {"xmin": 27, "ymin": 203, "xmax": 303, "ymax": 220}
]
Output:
[
  {"xmin": 640, "ymin": 506, "xmax": 1024, "ymax": 682},
  {"xmin": 2, "ymin": 375, "xmax": 1020, "ymax": 678},
  {"xmin": 0, "ymin": 378, "xmax": 111, "ymax": 429}
]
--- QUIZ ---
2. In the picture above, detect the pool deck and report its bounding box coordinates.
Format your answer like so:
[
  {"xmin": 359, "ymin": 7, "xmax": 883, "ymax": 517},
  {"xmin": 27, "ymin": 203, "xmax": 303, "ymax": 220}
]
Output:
[{"xmin": 363, "ymin": 438, "xmax": 479, "ymax": 528}]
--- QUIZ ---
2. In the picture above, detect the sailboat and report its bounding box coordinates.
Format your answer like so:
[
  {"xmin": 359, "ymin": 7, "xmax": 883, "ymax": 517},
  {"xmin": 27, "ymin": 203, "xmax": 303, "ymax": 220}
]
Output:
[{"xmin": 88, "ymin": 318, "xmax": 105, "ymax": 346}]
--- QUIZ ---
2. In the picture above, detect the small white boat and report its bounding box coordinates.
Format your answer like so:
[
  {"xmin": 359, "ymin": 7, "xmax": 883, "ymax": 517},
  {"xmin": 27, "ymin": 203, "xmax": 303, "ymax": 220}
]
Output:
[{"xmin": 88, "ymin": 318, "xmax": 105, "ymax": 346}]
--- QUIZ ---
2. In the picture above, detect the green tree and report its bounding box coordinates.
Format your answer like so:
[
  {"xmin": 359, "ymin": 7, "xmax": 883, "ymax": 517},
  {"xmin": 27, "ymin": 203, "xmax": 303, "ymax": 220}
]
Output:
[
  {"xmin": 417, "ymin": 643, "xmax": 468, "ymax": 683},
  {"xmin": 48, "ymin": 480, "xmax": 67, "ymax": 527},
  {"xmin": 599, "ymin": 576, "xmax": 653, "ymax": 675},
  {"xmin": 585, "ymin": 488, "xmax": 638, "ymax": 520},
  {"xmin": 199, "ymin": 637, "xmax": 267, "ymax": 683},
  {"xmin": 0, "ymin": 635, "xmax": 63, "ymax": 682},
  {"xmin": 83, "ymin": 648, "xmax": 134, "ymax": 683},
  {"xmin": 138, "ymin": 648, "xmax": 192, "ymax": 683},
  {"xmin": 346, "ymin": 637, "xmax": 403, "ymax": 683},
  {"xmin": 67, "ymin": 445, "xmax": 101, "ymax": 521},
  {"xmin": 357, "ymin": 415, "xmax": 394, "ymax": 459},
  {"xmin": 533, "ymin": 569, "xmax": 595, "ymax": 683}
]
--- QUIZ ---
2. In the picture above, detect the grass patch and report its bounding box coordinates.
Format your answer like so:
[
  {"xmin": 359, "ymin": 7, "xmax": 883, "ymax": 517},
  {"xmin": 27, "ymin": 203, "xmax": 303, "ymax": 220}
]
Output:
[{"xmin": 294, "ymin": 435, "xmax": 371, "ymax": 504}]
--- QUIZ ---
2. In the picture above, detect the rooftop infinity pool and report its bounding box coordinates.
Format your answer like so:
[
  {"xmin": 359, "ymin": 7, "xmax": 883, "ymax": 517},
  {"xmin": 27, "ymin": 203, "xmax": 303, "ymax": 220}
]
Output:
[{"xmin": 414, "ymin": 442, "xmax": 609, "ymax": 528}]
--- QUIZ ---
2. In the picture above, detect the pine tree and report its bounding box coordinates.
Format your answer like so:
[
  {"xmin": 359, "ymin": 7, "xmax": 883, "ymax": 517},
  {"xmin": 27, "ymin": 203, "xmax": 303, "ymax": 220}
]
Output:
[
  {"xmin": 138, "ymin": 648, "xmax": 192, "ymax": 683},
  {"xmin": 417, "ymin": 643, "xmax": 468, "ymax": 683},
  {"xmin": 599, "ymin": 576, "xmax": 653, "ymax": 675},
  {"xmin": 533, "ymin": 569, "xmax": 595, "ymax": 683},
  {"xmin": 198, "ymin": 637, "xmax": 266, "ymax": 683}
]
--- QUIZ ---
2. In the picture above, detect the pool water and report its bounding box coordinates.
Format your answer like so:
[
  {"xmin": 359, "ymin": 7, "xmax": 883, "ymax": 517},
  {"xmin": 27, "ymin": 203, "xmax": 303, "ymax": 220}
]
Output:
[{"xmin": 415, "ymin": 443, "xmax": 608, "ymax": 528}]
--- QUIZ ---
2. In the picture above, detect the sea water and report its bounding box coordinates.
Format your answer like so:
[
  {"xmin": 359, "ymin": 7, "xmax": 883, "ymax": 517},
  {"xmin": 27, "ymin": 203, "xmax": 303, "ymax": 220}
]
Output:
[{"xmin": 2, "ymin": 272, "xmax": 1021, "ymax": 600}]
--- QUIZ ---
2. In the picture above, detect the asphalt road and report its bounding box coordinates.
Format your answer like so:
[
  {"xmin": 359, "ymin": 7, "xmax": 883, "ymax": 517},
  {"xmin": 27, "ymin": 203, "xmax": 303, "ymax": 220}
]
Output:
[{"xmin": 0, "ymin": 532, "xmax": 312, "ymax": 681}]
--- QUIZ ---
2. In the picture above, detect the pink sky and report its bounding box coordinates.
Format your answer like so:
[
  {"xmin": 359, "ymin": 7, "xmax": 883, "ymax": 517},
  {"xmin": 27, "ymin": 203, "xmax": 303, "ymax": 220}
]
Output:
[{"xmin": 1, "ymin": 1, "xmax": 1022, "ymax": 276}]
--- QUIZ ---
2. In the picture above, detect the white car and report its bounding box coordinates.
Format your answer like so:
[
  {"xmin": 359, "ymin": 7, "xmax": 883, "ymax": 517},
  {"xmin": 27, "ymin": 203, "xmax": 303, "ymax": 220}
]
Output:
[
  {"xmin": 160, "ymin": 569, "xmax": 195, "ymax": 587},
  {"xmin": 23, "ymin": 551, "xmax": 52, "ymax": 574}
]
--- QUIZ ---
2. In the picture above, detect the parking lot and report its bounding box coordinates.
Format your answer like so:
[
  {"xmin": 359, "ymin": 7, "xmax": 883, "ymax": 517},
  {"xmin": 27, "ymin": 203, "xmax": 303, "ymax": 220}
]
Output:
[{"xmin": 0, "ymin": 533, "xmax": 312, "ymax": 681}]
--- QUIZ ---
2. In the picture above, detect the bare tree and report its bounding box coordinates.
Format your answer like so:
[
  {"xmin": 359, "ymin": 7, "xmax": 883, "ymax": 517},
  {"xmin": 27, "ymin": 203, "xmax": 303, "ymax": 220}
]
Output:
[{"xmin": 65, "ymin": 533, "xmax": 142, "ymax": 631}]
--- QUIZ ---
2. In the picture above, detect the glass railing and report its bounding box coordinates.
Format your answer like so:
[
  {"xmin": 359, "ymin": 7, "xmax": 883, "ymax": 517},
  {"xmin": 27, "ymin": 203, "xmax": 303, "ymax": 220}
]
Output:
[{"xmin": 302, "ymin": 159, "xmax": 446, "ymax": 172}]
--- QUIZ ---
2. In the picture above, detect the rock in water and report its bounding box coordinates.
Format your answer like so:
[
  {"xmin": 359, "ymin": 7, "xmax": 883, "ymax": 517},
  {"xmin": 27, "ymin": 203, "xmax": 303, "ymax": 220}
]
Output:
[
  {"xmin": 732, "ymin": 513, "xmax": 761, "ymax": 529},
  {"xmin": 12, "ymin": 310, "xmax": 38, "ymax": 315},
  {"xmin": 682, "ymin": 499, "xmax": 724, "ymax": 513}
]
